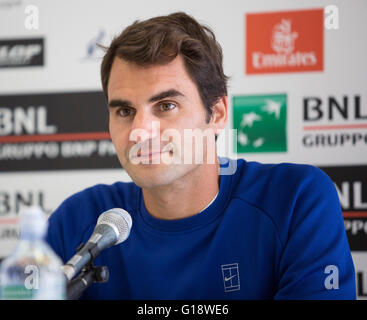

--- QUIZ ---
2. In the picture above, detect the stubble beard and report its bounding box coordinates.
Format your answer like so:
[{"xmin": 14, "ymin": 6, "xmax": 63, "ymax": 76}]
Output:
[{"xmin": 122, "ymin": 155, "xmax": 200, "ymax": 189}]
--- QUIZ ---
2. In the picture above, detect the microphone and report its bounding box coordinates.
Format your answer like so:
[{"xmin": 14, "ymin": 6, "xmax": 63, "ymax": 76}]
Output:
[{"xmin": 61, "ymin": 208, "xmax": 132, "ymax": 281}]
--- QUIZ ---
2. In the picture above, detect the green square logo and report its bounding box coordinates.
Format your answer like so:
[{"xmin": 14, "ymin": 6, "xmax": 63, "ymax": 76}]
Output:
[{"xmin": 233, "ymin": 94, "xmax": 287, "ymax": 153}]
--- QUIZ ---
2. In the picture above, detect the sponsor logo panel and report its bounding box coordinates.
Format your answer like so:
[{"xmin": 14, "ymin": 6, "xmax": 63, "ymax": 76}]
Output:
[
  {"xmin": 232, "ymin": 94, "xmax": 287, "ymax": 153},
  {"xmin": 351, "ymin": 252, "xmax": 367, "ymax": 300},
  {"xmin": 302, "ymin": 95, "xmax": 367, "ymax": 148},
  {"xmin": 0, "ymin": 38, "xmax": 44, "ymax": 68},
  {"xmin": 320, "ymin": 165, "xmax": 367, "ymax": 251},
  {"xmin": 82, "ymin": 29, "xmax": 107, "ymax": 61},
  {"xmin": 0, "ymin": 0, "xmax": 22, "ymax": 9},
  {"xmin": 0, "ymin": 91, "xmax": 120, "ymax": 171},
  {"xmin": 0, "ymin": 188, "xmax": 53, "ymax": 258},
  {"xmin": 246, "ymin": 8, "xmax": 324, "ymax": 74}
]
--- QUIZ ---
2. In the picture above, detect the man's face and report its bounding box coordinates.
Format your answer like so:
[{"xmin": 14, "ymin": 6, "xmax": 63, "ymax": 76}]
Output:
[{"xmin": 107, "ymin": 55, "xmax": 218, "ymax": 189}]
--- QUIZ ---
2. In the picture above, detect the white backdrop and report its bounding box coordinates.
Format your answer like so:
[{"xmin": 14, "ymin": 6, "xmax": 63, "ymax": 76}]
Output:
[{"xmin": 0, "ymin": 0, "xmax": 366, "ymax": 298}]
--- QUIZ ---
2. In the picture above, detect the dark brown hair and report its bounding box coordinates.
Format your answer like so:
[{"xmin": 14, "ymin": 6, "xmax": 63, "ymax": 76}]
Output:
[{"xmin": 100, "ymin": 12, "xmax": 228, "ymax": 122}]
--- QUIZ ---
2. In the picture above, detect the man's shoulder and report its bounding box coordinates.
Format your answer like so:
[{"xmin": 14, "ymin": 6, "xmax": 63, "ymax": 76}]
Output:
[
  {"xmin": 233, "ymin": 158, "xmax": 331, "ymax": 198},
  {"xmin": 59, "ymin": 180, "xmax": 138, "ymax": 209},
  {"xmin": 46, "ymin": 180, "xmax": 140, "ymax": 262},
  {"xmin": 48, "ymin": 181, "xmax": 140, "ymax": 233},
  {"xmin": 230, "ymin": 159, "xmax": 336, "ymax": 240},
  {"xmin": 70, "ymin": 181, "xmax": 139, "ymax": 203}
]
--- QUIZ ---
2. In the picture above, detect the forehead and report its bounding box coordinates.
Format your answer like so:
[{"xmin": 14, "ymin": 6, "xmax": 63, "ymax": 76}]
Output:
[{"xmin": 107, "ymin": 56, "xmax": 198, "ymax": 100}]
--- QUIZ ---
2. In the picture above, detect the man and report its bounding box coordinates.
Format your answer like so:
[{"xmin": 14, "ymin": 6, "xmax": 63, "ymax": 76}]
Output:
[{"xmin": 46, "ymin": 12, "xmax": 356, "ymax": 299}]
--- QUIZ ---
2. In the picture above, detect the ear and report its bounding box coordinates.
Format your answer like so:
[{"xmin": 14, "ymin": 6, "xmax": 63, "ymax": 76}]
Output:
[{"xmin": 210, "ymin": 96, "xmax": 228, "ymax": 135}]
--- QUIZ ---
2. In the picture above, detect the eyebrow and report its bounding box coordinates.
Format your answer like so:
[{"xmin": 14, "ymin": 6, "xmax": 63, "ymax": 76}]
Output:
[
  {"xmin": 148, "ymin": 89, "xmax": 185, "ymax": 103},
  {"xmin": 108, "ymin": 89, "xmax": 185, "ymax": 108}
]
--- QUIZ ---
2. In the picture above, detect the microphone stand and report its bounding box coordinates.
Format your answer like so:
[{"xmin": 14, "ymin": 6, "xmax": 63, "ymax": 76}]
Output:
[{"xmin": 66, "ymin": 243, "xmax": 109, "ymax": 300}]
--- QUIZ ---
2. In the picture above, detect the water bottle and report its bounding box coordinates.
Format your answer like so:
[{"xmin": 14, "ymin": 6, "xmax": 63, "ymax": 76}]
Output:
[{"xmin": 0, "ymin": 206, "xmax": 66, "ymax": 300}]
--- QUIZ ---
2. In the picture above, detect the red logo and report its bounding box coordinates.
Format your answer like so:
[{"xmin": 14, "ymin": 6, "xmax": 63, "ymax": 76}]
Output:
[{"xmin": 246, "ymin": 8, "xmax": 324, "ymax": 74}]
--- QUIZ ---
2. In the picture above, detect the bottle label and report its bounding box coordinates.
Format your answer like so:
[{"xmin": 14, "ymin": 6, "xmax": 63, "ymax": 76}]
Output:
[
  {"xmin": 1, "ymin": 281, "xmax": 65, "ymax": 300},
  {"xmin": 1, "ymin": 285, "xmax": 36, "ymax": 300}
]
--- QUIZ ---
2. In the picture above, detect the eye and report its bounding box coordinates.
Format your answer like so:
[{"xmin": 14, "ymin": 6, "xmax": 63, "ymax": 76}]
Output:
[
  {"xmin": 159, "ymin": 102, "xmax": 176, "ymax": 112},
  {"xmin": 117, "ymin": 107, "xmax": 134, "ymax": 117}
]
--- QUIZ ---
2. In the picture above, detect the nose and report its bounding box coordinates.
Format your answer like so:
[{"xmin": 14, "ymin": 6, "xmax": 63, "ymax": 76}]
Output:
[{"xmin": 130, "ymin": 110, "xmax": 160, "ymax": 142}]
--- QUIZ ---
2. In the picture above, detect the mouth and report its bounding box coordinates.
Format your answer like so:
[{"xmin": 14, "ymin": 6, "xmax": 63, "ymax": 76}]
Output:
[
  {"xmin": 128, "ymin": 141, "xmax": 175, "ymax": 164},
  {"xmin": 138, "ymin": 150, "xmax": 165, "ymax": 158},
  {"xmin": 131, "ymin": 149, "xmax": 172, "ymax": 161},
  {"xmin": 132, "ymin": 142, "xmax": 173, "ymax": 157}
]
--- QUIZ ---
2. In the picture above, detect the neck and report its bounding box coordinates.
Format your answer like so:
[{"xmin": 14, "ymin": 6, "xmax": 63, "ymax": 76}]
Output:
[{"xmin": 142, "ymin": 161, "xmax": 220, "ymax": 220}]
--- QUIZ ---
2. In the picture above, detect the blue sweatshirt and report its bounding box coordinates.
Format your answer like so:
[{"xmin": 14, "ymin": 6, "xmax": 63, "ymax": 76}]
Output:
[{"xmin": 46, "ymin": 158, "xmax": 356, "ymax": 299}]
